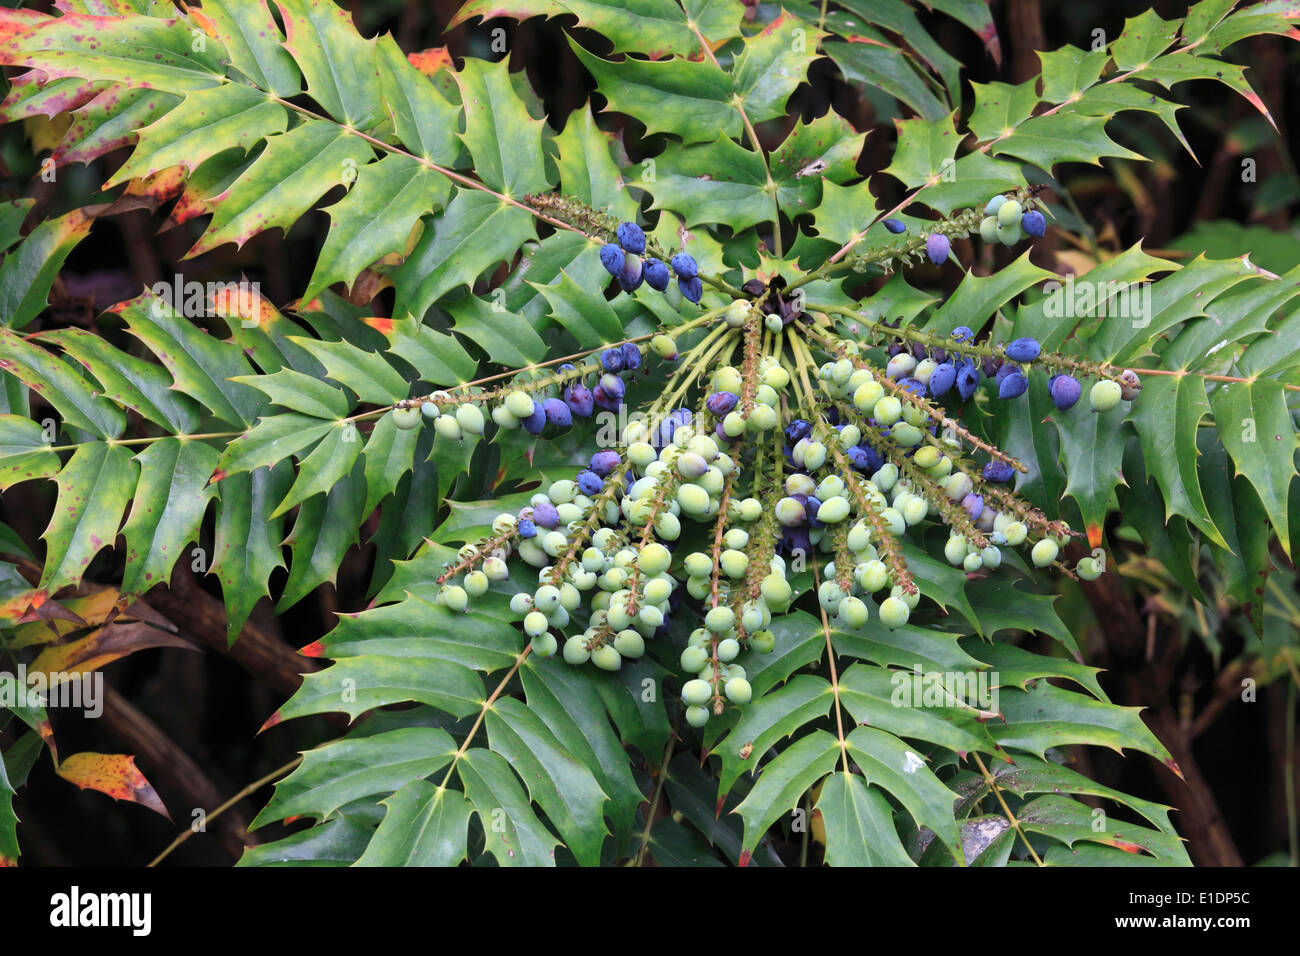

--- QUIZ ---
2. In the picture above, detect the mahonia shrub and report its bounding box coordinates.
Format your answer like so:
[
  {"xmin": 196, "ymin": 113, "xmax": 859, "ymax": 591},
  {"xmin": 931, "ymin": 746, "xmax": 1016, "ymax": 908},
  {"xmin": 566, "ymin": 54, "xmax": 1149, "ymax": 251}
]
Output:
[{"xmin": 0, "ymin": 0, "xmax": 1298, "ymax": 867}]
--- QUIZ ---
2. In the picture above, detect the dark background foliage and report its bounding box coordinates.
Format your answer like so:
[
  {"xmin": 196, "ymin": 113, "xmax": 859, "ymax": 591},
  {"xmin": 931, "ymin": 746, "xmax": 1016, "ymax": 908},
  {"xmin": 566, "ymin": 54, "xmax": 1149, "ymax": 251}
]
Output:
[{"xmin": 1, "ymin": 0, "xmax": 1297, "ymax": 865}]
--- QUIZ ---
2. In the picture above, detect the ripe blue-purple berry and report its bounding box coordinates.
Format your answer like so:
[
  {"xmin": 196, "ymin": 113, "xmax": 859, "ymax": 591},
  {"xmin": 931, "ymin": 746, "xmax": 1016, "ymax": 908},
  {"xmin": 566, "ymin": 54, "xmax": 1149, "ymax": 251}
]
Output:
[
  {"xmin": 600, "ymin": 348, "xmax": 623, "ymax": 372},
  {"xmin": 707, "ymin": 391, "xmax": 739, "ymax": 415},
  {"xmin": 983, "ymin": 460, "xmax": 1015, "ymax": 483},
  {"xmin": 925, "ymin": 233, "xmax": 951, "ymax": 264},
  {"xmin": 532, "ymin": 501, "xmax": 560, "ymax": 528},
  {"xmin": 521, "ymin": 402, "xmax": 548, "ymax": 434},
  {"xmin": 883, "ymin": 218, "xmax": 906, "ymax": 234},
  {"xmin": 592, "ymin": 385, "xmax": 619, "ymax": 413},
  {"xmin": 998, "ymin": 371, "xmax": 1028, "ymax": 399},
  {"xmin": 1021, "ymin": 210, "xmax": 1046, "ymax": 238},
  {"xmin": 643, "ymin": 257, "xmax": 670, "ymax": 291},
  {"xmin": 621, "ymin": 342, "xmax": 642, "ymax": 371},
  {"xmin": 961, "ymin": 493, "xmax": 984, "ymax": 521},
  {"xmin": 576, "ymin": 470, "xmax": 603, "ymax": 496},
  {"xmin": 956, "ymin": 362, "xmax": 980, "ymax": 400},
  {"xmin": 951, "ymin": 326, "xmax": 974, "ymax": 344},
  {"xmin": 599, "ymin": 373, "xmax": 626, "ymax": 402},
  {"xmin": 679, "ymin": 275, "xmax": 703, "ymax": 304},
  {"xmin": 564, "ymin": 383, "xmax": 594, "ymax": 417},
  {"xmin": 1049, "ymin": 374, "xmax": 1082, "ymax": 410},
  {"xmin": 517, "ymin": 518, "xmax": 537, "ymax": 538},
  {"xmin": 1004, "ymin": 337, "xmax": 1041, "ymax": 362},
  {"xmin": 599, "ymin": 243, "xmax": 625, "ymax": 277},
  {"xmin": 928, "ymin": 362, "xmax": 957, "ymax": 396},
  {"xmin": 670, "ymin": 252, "xmax": 698, "ymax": 279},
  {"xmin": 590, "ymin": 450, "xmax": 621, "ymax": 477},
  {"xmin": 619, "ymin": 254, "xmax": 643, "ymax": 291},
  {"xmin": 616, "ymin": 222, "xmax": 646, "ymax": 254},
  {"xmin": 543, "ymin": 397, "xmax": 573, "ymax": 428},
  {"xmin": 784, "ymin": 419, "xmax": 812, "ymax": 444}
]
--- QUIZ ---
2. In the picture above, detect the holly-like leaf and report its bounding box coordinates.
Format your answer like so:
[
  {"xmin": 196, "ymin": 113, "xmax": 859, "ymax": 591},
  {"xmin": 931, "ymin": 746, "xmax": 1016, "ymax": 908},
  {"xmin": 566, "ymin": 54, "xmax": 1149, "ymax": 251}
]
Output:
[
  {"xmin": 40, "ymin": 442, "xmax": 137, "ymax": 593},
  {"xmin": 56, "ymin": 752, "xmax": 169, "ymax": 819}
]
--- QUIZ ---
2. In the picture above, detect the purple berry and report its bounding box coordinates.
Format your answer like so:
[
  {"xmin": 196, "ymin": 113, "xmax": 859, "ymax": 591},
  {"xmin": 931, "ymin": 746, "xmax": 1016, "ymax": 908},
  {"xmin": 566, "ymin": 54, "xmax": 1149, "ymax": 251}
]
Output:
[
  {"xmin": 620, "ymin": 342, "xmax": 642, "ymax": 371},
  {"xmin": 707, "ymin": 391, "xmax": 739, "ymax": 415},
  {"xmin": 846, "ymin": 446, "xmax": 872, "ymax": 471},
  {"xmin": 956, "ymin": 362, "xmax": 980, "ymax": 400},
  {"xmin": 643, "ymin": 257, "xmax": 670, "ymax": 291},
  {"xmin": 543, "ymin": 397, "xmax": 573, "ymax": 427},
  {"xmin": 983, "ymin": 460, "xmax": 1015, "ymax": 483},
  {"xmin": 785, "ymin": 419, "xmax": 812, "ymax": 444},
  {"xmin": 532, "ymin": 501, "xmax": 560, "ymax": 528},
  {"xmin": 599, "ymin": 373, "xmax": 625, "ymax": 401},
  {"xmin": 679, "ymin": 276, "xmax": 703, "ymax": 304},
  {"xmin": 995, "ymin": 362, "xmax": 1018, "ymax": 384},
  {"xmin": 600, "ymin": 243, "xmax": 625, "ymax": 277},
  {"xmin": 670, "ymin": 252, "xmax": 698, "ymax": 279},
  {"xmin": 522, "ymin": 403, "xmax": 548, "ymax": 434},
  {"xmin": 883, "ymin": 219, "xmax": 906, "ymax": 234},
  {"xmin": 899, "ymin": 377, "xmax": 925, "ymax": 397},
  {"xmin": 1021, "ymin": 210, "xmax": 1046, "ymax": 238},
  {"xmin": 517, "ymin": 517, "xmax": 537, "ymax": 538},
  {"xmin": 961, "ymin": 493, "xmax": 984, "ymax": 522},
  {"xmin": 592, "ymin": 385, "xmax": 620, "ymax": 413},
  {"xmin": 925, "ymin": 234, "xmax": 950, "ymax": 264},
  {"xmin": 998, "ymin": 371, "xmax": 1028, "ymax": 400},
  {"xmin": 576, "ymin": 470, "xmax": 603, "ymax": 496},
  {"xmin": 600, "ymin": 348, "xmax": 623, "ymax": 372},
  {"xmin": 1049, "ymin": 374, "xmax": 1082, "ymax": 410},
  {"xmin": 951, "ymin": 326, "xmax": 974, "ymax": 344},
  {"xmin": 982, "ymin": 357, "xmax": 1002, "ymax": 378},
  {"xmin": 590, "ymin": 450, "xmax": 621, "ymax": 477},
  {"xmin": 617, "ymin": 222, "xmax": 646, "ymax": 255},
  {"xmin": 564, "ymin": 383, "xmax": 594, "ymax": 417},
  {"xmin": 1004, "ymin": 337, "xmax": 1041, "ymax": 363},
  {"xmin": 619, "ymin": 254, "xmax": 643, "ymax": 291},
  {"xmin": 928, "ymin": 362, "xmax": 957, "ymax": 396}
]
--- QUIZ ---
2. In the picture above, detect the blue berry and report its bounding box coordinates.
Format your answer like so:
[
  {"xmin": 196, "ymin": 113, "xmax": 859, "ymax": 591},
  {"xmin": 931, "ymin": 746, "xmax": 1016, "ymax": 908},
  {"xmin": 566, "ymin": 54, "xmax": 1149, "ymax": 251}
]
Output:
[
  {"xmin": 533, "ymin": 501, "xmax": 560, "ymax": 528},
  {"xmin": 599, "ymin": 243, "xmax": 625, "ymax": 277},
  {"xmin": 521, "ymin": 402, "xmax": 548, "ymax": 434},
  {"xmin": 998, "ymin": 371, "xmax": 1028, "ymax": 399},
  {"xmin": 600, "ymin": 348, "xmax": 623, "ymax": 372},
  {"xmin": 1021, "ymin": 210, "xmax": 1046, "ymax": 238},
  {"xmin": 784, "ymin": 419, "xmax": 812, "ymax": 444},
  {"xmin": 951, "ymin": 326, "xmax": 974, "ymax": 343},
  {"xmin": 643, "ymin": 257, "xmax": 670, "ymax": 291},
  {"xmin": 617, "ymin": 222, "xmax": 646, "ymax": 254},
  {"xmin": 517, "ymin": 517, "xmax": 537, "ymax": 538},
  {"xmin": 670, "ymin": 252, "xmax": 698, "ymax": 279},
  {"xmin": 961, "ymin": 493, "xmax": 984, "ymax": 521},
  {"xmin": 983, "ymin": 460, "xmax": 1015, "ymax": 483},
  {"xmin": 592, "ymin": 385, "xmax": 620, "ymax": 413},
  {"xmin": 621, "ymin": 342, "xmax": 642, "ymax": 371},
  {"xmin": 564, "ymin": 383, "xmax": 594, "ymax": 417},
  {"xmin": 846, "ymin": 446, "xmax": 871, "ymax": 471},
  {"xmin": 985, "ymin": 195, "xmax": 1008, "ymax": 216},
  {"xmin": 898, "ymin": 377, "xmax": 925, "ymax": 397},
  {"xmin": 576, "ymin": 470, "xmax": 603, "ymax": 496},
  {"xmin": 1005, "ymin": 337, "xmax": 1041, "ymax": 362},
  {"xmin": 925, "ymin": 234, "xmax": 951, "ymax": 264},
  {"xmin": 928, "ymin": 362, "xmax": 957, "ymax": 396},
  {"xmin": 543, "ymin": 397, "xmax": 573, "ymax": 427},
  {"xmin": 707, "ymin": 391, "xmax": 739, "ymax": 415},
  {"xmin": 590, "ymin": 450, "xmax": 621, "ymax": 476},
  {"xmin": 679, "ymin": 275, "xmax": 703, "ymax": 303},
  {"xmin": 1049, "ymin": 374, "xmax": 1082, "ymax": 410},
  {"xmin": 883, "ymin": 218, "xmax": 906, "ymax": 234},
  {"xmin": 599, "ymin": 373, "xmax": 626, "ymax": 402},
  {"xmin": 619, "ymin": 255, "xmax": 643, "ymax": 291},
  {"xmin": 956, "ymin": 362, "xmax": 980, "ymax": 400}
]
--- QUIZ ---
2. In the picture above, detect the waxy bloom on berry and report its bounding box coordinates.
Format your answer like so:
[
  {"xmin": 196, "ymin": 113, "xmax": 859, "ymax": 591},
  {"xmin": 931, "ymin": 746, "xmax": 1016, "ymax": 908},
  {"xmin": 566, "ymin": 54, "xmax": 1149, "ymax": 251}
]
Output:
[{"xmin": 925, "ymin": 233, "xmax": 950, "ymax": 264}]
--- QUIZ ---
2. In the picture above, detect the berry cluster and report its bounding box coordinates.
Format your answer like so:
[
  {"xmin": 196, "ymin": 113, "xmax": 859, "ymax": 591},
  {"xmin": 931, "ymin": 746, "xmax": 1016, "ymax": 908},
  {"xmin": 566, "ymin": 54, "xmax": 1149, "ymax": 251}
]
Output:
[
  {"xmin": 978, "ymin": 194, "xmax": 1047, "ymax": 246},
  {"xmin": 599, "ymin": 221, "xmax": 702, "ymax": 303},
  {"xmin": 393, "ymin": 200, "xmax": 1139, "ymax": 725}
]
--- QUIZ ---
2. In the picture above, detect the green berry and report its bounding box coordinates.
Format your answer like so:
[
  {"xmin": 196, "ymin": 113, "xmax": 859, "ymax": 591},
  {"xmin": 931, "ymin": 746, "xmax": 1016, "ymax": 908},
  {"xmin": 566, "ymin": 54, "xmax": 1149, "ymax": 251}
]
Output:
[
  {"xmin": 685, "ymin": 705, "xmax": 710, "ymax": 728},
  {"xmin": 392, "ymin": 405, "xmax": 422, "ymax": 429},
  {"xmin": 455, "ymin": 403, "xmax": 485, "ymax": 435},
  {"xmin": 997, "ymin": 199, "xmax": 1022, "ymax": 227},
  {"xmin": 749, "ymin": 630, "xmax": 775, "ymax": 653},
  {"xmin": 717, "ymin": 638, "xmax": 740, "ymax": 661},
  {"xmin": 591, "ymin": 645, "xmax": 622, "ymax": 671},
  {"xmin": 724, "ymin": 677, "xmax": 752, "ymax": 704},
  {"xmin": 638, "ymin": 542, "xmax": 671, "ymax": 576},
  {"xmin": 440, "ymin": 584, "xmax": 468, "ymax": 612},
  {"xmin": 720, "ymin": 549, "xmax": 749, "ymax": 578},
  {"xmin": 1090, "ymin": 379, "xmax": 1123, "ymax": 412},
  {"xmin": 505, "ymin": 390, "xmax": 535, "ymax": 418},
  {"xmin": 705, "ymin": 606, "xmax": 735, "ymax": 633},
  {"xmin": 563, "ymin": 635, "xmax": 591, "ymax": 664},
  {"xmin": 817, "ymin": 495, "xmax": 851, "ymax": 524},
  {"xmin": 979, "ymin": 216, "xmax": 999, "ymax": 244},
  {"xmin": 878, "ymin": 596, "xmax": 910, "ymax": 630},
  {"xmin": 682, "ymin": 679, "xmax": 712, "ymax": 706},
  {"xmin": 1031, "ymin": 538, "xmax": 1060, "ymax": 567},
  {"xmin": 524, "ymin": 610, "xmax": 549, "ymax": 637},
  {"xmin": 613, "ymin": 630, "xmax": 646, "ymax": 658},
  {"xmin": 681, "ymin": 646, "xmax": 709, "ymax": 672},
  {"xmin": 464, "ymin": 570, "xmax": 489, "ymax": 597},
  {"xmin": 1076, "ymin": 556, "xmax": 1102, "ymax": 580},
  {"xmin": 838, "ymin": 596, "xmax": 869, "ymax": 629}
]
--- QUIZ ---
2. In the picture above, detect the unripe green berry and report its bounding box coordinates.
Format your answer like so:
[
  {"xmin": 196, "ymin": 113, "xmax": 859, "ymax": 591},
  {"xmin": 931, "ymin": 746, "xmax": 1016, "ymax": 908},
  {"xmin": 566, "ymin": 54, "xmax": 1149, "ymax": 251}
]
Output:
[
  {"xmin": 456, "ymin": 403, "xmax": 485, "ymax": 435},
  {"xmin": 591, "ymin": 644, "xmax": 622, "ymax": 671},
  {"xmin": 685, "ymin": 705, "xmax": 710, "ymax": 728},
  {"xmin": 879, "ymin": 596, "xmax": 910, "ymax": 630},
  {"xmin": 705, "ymin": 606, "xmax": 735, "ymax": 633},
  {"xmin": 997, "ymin": 199, "xmax": 1022, "ymax": 226},
  {"xmin": 505, "ymin": 390, "xmax": 535, "ymax": 418},
  {"xmin": 614, "ymin": 630, "xmax": 646, "ymax": 658},
  {"xmin": 1090, "ymin": 379, "xmax": 1123, "ymax": 412},
  {"xmin": 1031, "ymin": 538, "xmax": 1060, "ymax": 567},
  {"xmin": 717, "ymin": 637, "xmax": 740, "ymax": 661},
  {"xmin": 392, "ymin": 405, "xmax": 422, "ymax": 429},
  {"xmin": 724, "ymin": 677, "xmax": 752, "ymax": 704},
  {"xmin": 681, "ymin": 646, "xmax": 708, "ymax": 672},
  {"xmin": 682, "ymin": 678, "xmax": 712, "ymax": 706},
  {"xmin": 563, "ymin": 635, "xmax": 591, "ymax": 664}
]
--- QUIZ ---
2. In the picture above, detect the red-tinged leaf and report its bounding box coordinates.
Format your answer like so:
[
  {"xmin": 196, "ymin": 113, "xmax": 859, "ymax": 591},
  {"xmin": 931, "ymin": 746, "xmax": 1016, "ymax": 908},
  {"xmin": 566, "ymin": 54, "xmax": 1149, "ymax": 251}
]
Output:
[
  {"xmin": 29, "ymin": 621, "xmax": 196, "ymax": 681},
  {"xmin": 56, "ymin": 753, "xmax": 170, "ymax": 819},
  {"xmin": 259, "ymin": 709, "xmax": 284, "ymax": 733},
  {"xmin": 408, "ymin": 47, "xmax": 453, "ymax": 75},
  {"xmin": 0, "ymin": 8, "xmax": 50, "ymax": 46},
  {"xmin": 299, "ymin": 639, "xmax": 325, "ymax": 658},
  {"xmin": 363, "ymin": 316, "xmax": 394, "ymax": 335}
]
